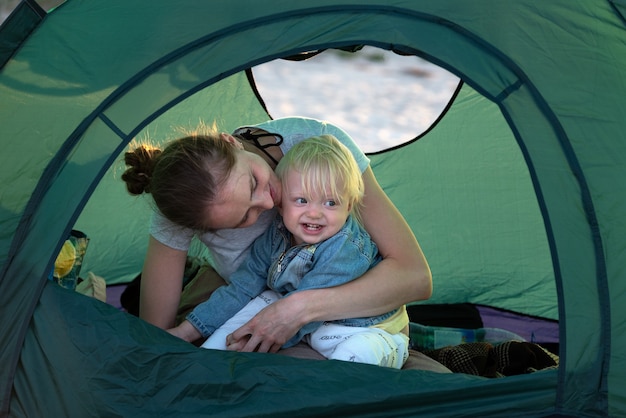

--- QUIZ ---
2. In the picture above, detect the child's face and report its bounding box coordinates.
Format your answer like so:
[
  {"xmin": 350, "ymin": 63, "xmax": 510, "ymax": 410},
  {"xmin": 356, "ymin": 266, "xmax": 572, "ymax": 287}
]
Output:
[{"xmin": 279, "ymin": 168, "xmax": 351, "ymax": 246}]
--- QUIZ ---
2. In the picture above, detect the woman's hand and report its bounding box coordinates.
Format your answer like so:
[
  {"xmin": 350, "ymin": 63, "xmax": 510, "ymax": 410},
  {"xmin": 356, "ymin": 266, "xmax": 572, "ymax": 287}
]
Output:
[{"xmin": 226, "ymin": 293, "xmax": 308, "ymax": 353}]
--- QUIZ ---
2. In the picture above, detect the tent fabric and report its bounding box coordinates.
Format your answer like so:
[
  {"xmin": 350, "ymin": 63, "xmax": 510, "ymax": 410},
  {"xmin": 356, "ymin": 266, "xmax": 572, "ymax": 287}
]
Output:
[
  {"xmin": 11, "ymin": 284, "xmax": 559, "ymax": 418},
  {"xmin": 1, "ymin": 0, "xmax": 625, "ymax": 416}
]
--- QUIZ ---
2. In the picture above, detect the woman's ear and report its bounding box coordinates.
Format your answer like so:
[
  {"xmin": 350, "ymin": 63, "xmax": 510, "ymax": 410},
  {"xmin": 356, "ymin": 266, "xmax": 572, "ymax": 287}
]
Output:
[{"xmin": 221, "ymin": 133, "xmax": 244, "ymax": 149}]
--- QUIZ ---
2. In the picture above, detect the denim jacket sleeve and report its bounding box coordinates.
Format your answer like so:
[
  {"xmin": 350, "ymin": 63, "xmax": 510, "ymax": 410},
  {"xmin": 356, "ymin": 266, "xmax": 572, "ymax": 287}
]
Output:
[{"xmin": 186, "ymin": 224, "xmax": 276, "ymax": 337}]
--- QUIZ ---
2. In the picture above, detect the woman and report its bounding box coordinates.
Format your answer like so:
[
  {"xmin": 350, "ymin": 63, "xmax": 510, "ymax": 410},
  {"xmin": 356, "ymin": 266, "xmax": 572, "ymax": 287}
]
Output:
[{"xmin": 122, "ymin": 116, "xmax": 432, "ymax": 355}]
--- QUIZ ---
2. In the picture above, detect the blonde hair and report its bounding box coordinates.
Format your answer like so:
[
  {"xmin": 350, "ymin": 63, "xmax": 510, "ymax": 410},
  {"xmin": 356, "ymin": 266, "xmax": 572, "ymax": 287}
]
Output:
[{"xmin": 275, "ymin": 134, "xmax": 364, "ymax": 220}]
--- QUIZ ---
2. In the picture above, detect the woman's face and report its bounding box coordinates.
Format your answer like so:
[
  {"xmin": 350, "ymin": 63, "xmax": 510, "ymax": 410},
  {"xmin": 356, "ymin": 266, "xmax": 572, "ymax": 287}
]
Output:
[{"xmin": 203, "ymin": 143, "xmax": 281, "ymax": 229}]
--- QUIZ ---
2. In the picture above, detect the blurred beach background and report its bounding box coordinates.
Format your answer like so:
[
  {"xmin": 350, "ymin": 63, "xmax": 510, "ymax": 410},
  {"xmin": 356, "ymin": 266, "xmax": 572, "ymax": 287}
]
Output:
[{"xmin": 1, "ymin": 0, "xmax": 459, "ymax": 152}]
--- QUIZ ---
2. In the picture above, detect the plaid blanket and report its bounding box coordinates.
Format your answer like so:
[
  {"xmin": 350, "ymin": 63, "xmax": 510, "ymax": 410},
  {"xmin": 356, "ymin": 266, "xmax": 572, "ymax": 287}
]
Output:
[{"xmin": 423, "ymin": 341, "xmax": 559, "ymax": 378}]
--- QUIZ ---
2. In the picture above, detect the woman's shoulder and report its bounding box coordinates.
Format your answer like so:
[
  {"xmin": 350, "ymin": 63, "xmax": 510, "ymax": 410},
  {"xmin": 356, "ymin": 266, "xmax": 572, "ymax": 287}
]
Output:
[
  {"xmin": 149, "ymin": 209, "xmax": 195, "ymax": 251},
  {"xmin": 240, "ymin": 117, "xmax": 368, "ymax": 170},
  {"xmin": 251, "ymin": 116, "xmax": 327, "ymax": 136}
]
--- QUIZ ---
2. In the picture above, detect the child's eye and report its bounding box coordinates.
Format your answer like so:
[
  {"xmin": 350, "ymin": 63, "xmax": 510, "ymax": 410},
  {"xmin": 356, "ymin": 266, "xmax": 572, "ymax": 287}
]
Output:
[
  {"xmin": 295, "ymin": 197, "xmax": 307, "ymax": 204},
  {"xmin": 324, "ymin": 200, "xmax": 337, "ymax": 207}
]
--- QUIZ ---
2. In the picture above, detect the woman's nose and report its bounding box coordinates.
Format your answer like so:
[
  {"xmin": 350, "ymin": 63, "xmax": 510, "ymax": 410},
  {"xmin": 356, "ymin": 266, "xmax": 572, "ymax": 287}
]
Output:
[{"xmin": 260, "ymin": 189, "xmax": 274, "ymax": 209}]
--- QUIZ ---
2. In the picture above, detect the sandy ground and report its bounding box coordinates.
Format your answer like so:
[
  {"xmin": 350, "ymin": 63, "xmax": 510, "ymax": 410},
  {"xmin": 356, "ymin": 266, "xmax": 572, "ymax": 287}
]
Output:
[{"xmin": 253, "ymin": 48, "xmax": 459, "ymax": 152}]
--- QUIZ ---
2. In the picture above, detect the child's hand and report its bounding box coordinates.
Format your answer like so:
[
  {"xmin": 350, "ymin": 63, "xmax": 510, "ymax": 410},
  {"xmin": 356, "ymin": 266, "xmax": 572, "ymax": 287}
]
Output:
[
  {"xmin": 225, "ymin": 333, "xmax": 251, "ymax": 351},
  {"xmin": 167, "ymin": 320, "xmax": 202, "ymax": 343}
]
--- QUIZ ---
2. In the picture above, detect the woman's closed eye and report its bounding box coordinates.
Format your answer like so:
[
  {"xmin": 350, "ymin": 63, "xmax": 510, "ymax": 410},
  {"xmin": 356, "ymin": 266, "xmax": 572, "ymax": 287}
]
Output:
[
  {"xmin": 234, "ymin": 175, "xmax": 257, "ymax": 228},
  {"xmin": 251, "ymin": 175, "xmax": 258, "ymax": 195}
]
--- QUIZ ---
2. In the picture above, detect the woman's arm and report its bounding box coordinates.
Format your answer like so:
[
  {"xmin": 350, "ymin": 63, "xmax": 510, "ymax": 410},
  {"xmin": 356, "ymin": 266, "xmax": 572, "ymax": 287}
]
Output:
[
  {"xmin": 228, "ymin": 167, "xmax": 432, "ymax": 352},
  {"xmin": 139, "ymin": 236, "xmax": 189, "ymax": 329},
  {"xmin": 342, "ymin": 166, "xmax": 433, "ymax": 310}
]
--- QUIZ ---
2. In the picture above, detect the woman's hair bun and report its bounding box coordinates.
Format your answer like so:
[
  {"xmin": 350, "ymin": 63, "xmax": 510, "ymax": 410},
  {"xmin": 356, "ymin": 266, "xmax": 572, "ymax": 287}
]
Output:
[{"xmin": 122, "ymin": 146, "xmax": 162, "ymax": 195}]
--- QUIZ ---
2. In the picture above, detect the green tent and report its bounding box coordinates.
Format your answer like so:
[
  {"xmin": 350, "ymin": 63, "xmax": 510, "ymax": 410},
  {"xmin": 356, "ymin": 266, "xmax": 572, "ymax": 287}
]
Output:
[{"xmin": 1, "ymin": 0, "xmax": 624, "ymax": 416}]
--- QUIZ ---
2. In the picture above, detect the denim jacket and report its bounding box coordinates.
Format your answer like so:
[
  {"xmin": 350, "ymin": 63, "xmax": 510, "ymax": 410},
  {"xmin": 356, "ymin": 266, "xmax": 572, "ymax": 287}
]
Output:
[{"xmin": 187, "ymin": 215, "xmax": 399, "ymax": 348}]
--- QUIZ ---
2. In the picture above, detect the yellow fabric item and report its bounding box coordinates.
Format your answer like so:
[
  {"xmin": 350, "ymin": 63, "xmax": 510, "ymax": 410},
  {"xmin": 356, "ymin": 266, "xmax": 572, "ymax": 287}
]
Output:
[
  {"xmin": 372, "ymin": 305, "xmax": 409, "ymax": 335},
  {"xmin": 53, "ymin": 240, "xmax": 76, "ymax": 278}
]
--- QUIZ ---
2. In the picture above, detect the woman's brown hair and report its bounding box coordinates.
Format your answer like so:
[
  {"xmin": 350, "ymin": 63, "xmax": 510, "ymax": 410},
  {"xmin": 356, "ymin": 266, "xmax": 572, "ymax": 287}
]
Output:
[{"xmin": 122, "ymin": 129, "xmax": 237, "ymax": 231}]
